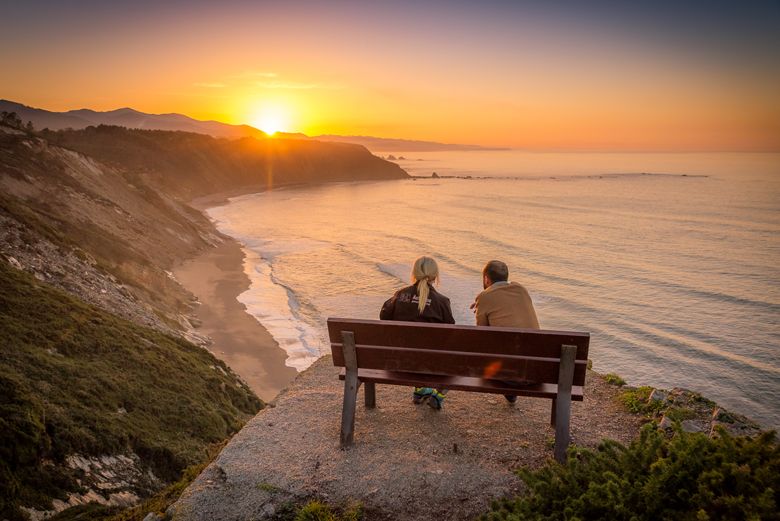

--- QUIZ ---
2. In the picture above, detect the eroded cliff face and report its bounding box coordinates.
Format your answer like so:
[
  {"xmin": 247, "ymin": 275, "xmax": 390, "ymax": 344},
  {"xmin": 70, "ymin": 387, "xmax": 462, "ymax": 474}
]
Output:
[
  {"xmin": 0, "ymin": 129, "xmax": 221, "ymax": 331},
  {"xmin": 0, "ymin": 126, "xmax": 408, "ymax": 331}
]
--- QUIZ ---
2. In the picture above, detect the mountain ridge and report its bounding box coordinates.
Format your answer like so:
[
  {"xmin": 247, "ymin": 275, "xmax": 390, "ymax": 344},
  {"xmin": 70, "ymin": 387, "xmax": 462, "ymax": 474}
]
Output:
[{"xmin": 0, "ymin": 99, "xmax": 501, "ymax": 152}]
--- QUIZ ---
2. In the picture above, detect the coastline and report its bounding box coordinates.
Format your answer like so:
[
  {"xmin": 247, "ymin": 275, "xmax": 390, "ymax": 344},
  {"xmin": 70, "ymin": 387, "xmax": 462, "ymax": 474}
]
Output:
[
  {"xmin": 174, "ymin": 237, "xmax": 297, "ymax": 402},
  {"xmin": 189, "ymin": 182, "xmax": 306, "ymax": 211}
]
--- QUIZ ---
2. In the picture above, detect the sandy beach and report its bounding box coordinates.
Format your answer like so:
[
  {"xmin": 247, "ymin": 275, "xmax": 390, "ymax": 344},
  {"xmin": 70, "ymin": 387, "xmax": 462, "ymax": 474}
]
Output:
[{"xmin": 174, "ymin": 239, "xmax": 297, "ymax": 402}]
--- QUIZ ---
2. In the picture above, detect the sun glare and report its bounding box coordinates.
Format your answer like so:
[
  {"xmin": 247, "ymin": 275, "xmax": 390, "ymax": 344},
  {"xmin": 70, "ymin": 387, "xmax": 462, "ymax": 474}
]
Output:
[{"xmin": 251, "ymin": 106, "xmax": 290, "ymax": 136}]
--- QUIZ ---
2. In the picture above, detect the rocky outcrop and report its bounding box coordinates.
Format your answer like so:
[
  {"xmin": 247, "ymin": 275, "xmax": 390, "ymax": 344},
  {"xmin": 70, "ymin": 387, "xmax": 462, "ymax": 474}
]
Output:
[
  {"xmin": 21, "ymin": 453, "xmax": 161, "ymax": 521},
  {"xmin": 653, "ymin": 387, "xmax": 763, "ymax": 437},
  {"xmin": 0, "ymin": 213, "xmax": 176, "ymax": 333}
]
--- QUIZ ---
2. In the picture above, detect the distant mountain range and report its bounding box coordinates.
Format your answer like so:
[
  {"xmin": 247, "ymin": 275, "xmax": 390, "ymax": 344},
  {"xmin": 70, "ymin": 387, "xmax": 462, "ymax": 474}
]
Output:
[
  {"xmin": 0, "ymin": 99, "xmax": 503, "ymax": 152},
  {"xmin": 0, "ymin": 99, "xmax": 267, "ymax": 139}
]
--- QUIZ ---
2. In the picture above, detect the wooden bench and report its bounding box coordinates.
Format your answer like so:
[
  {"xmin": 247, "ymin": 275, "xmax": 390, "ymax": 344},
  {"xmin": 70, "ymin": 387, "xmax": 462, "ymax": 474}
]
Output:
[{"xmin": 327, "ymin": 318, "xmax": 590, "ymax": 462}]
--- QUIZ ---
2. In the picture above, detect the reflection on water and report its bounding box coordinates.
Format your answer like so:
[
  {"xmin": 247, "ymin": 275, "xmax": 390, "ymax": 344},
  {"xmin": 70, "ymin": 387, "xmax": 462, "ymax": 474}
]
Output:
[{"xmin": 207, "ymin": 151, "xmax": 780, "ymax": 428}]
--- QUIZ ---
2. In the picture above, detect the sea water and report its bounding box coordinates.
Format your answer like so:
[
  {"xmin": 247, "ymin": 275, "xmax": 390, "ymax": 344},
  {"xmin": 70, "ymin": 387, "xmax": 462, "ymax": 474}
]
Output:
[{"xmin": 206, "ymin": 150, "xmax": 780, "ymax": 429}]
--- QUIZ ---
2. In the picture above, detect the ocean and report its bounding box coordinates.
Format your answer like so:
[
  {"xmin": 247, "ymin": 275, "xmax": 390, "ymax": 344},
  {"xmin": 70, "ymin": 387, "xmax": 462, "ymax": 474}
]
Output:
[{"xmin": 206, "ymin": 150, "xmax": 780, "ymax": 429}]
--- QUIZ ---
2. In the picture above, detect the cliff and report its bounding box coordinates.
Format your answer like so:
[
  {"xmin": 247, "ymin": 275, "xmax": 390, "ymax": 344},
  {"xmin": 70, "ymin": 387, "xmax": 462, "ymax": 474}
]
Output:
[
  {"xmin": 168, "ymin": 359, "xmax": 769, "ymax": 521},
  {"xmin": 41, "ymin": 126, "xmax": 408, "ymax": 200},
  {"xmin": 0, "ymin": 124, "xmax": 408, "ymax": 520}
]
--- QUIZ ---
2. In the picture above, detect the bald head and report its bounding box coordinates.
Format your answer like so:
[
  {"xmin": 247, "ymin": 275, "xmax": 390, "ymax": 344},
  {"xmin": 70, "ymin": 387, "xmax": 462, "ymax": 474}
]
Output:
[{"xmin": 483, "ymin": 260, "xmax": 509, "ymax": 287}]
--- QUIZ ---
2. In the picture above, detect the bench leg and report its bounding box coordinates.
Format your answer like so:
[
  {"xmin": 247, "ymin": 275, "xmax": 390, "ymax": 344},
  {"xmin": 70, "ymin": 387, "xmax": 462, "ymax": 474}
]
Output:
[
  {"xmin": 364, "ymin": 382, "xmax": 376, "ymax": 408},
  {"xmin": 554, "ymin": 344, "xmax": 577, "ymax": 463},
  {"xmin": 340, "ymin": 331, "xmax": 359, "ymax": 448},
  {"xmin": 550, "ymin": 398, "xmax": 556, "ymax": 427}
]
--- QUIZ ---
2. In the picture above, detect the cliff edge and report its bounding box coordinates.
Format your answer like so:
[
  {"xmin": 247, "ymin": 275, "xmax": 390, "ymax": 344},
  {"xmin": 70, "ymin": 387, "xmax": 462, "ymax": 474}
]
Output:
[{"xmin": 169, "ymin": 357, "xmax": 645, "ymax": 521}]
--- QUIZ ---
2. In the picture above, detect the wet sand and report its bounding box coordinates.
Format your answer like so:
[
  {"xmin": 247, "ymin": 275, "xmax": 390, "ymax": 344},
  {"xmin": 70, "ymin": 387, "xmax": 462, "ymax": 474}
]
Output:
[{"xmin": 174, "ymin": 239, "xmax": 297, "ymax": 402}]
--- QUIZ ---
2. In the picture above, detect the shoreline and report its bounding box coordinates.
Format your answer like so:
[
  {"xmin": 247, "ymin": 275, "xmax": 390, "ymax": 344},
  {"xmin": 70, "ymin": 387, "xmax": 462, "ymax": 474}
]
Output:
[
  {"xmin": 190, "ymin": 182, "xmax": 312, "ymax": 211},
  {"xmin": 174, "ymin": 237, "xmax": 297, "ymax": 402},
  {"xmin": 177, "ymin": 178, "xmax": 412, "ymax": 403}
]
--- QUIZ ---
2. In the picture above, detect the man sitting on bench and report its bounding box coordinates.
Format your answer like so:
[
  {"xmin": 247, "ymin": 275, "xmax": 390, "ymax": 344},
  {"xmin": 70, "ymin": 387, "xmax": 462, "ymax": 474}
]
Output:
[{"xmin": 471, "ymin": 260, "xmax": 540, "ymax": 404}]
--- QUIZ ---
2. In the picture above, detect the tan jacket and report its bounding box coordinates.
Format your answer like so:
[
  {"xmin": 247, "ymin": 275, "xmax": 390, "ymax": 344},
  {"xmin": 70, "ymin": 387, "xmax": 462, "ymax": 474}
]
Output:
[{"xmin": 475, "ymin": 281, "xmax": 540, "ymax": 329}]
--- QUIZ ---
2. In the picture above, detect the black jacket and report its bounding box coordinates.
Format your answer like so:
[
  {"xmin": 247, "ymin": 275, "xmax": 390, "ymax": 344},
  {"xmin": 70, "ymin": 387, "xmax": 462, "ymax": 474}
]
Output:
[{"xmin": 379, "ymin": 282, "xmax": 455, "ymax": 324}]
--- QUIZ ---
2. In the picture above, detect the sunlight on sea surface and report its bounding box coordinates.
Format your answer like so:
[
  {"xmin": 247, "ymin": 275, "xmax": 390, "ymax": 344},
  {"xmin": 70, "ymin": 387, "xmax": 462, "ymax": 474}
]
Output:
[{"xmin": 207, "ymin": 151, "xmax": 780, "ymax": 429}]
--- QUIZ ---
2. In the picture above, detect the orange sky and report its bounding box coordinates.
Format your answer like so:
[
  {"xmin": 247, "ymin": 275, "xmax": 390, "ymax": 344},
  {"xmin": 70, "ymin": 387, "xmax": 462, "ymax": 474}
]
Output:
[{"xmin": 2, "ymin": 1, "xmax": 779, "ymax": 151}]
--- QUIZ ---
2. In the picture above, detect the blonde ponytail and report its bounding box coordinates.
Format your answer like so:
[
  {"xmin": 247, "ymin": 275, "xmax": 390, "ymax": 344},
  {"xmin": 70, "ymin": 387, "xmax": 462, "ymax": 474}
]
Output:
[
  {"xmin": 417, "ymin": 278, "xmax": 430, "ymax": 314},
  {"xmin": 411, "ymin": 256, "xmax": 440, "ymax": 314}
]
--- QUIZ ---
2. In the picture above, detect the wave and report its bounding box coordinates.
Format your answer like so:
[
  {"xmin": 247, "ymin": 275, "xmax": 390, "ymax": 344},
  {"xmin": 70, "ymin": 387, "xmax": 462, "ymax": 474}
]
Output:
[{"xmin": 236, "ymin": 247, "xmax": 323, "ymax": 371}]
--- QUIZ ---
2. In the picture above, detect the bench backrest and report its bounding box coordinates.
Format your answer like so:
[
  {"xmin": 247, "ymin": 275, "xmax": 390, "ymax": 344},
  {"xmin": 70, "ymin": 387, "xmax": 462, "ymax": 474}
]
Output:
[{"xmin": 327, "ymin": 318, "xmax": 589, "ymax": 386}]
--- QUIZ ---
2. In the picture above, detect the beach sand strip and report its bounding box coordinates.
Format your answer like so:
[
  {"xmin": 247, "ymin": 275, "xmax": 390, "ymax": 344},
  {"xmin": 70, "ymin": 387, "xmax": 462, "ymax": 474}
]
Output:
[{"xmin": 174, "ymin": 239, "xmax": 297, "ymax": 402}]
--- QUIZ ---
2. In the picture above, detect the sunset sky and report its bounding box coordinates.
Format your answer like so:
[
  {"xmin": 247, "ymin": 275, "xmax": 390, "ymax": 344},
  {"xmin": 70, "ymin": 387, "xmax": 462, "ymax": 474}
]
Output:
[{"xmin": 2, "ymin": 0, "xmax": 779, "ymax": 151}]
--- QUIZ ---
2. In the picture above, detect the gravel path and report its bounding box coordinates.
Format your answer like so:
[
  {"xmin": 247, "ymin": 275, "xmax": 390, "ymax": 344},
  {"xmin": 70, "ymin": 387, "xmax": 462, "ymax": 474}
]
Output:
[{"xmin": 171, "ymin": 356, "xmax": 643, "ymax": 520}]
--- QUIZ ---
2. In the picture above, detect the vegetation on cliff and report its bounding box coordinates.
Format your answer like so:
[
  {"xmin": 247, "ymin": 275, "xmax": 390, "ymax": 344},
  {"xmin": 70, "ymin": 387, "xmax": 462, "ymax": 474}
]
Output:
[
  {"xmin": 482, "ymin": 424, "xmax": 779, "ymax": 521},
  {"xmin": 0, "ymin": 261, "xmax": 263, "ymax": 520}
]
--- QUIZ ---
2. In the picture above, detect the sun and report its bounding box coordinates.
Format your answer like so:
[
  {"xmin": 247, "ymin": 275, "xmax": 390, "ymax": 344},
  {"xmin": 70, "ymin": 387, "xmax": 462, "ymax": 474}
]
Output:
[{"xmin": 251, "ymin": 106, "xmax": 290, "ymax": 136}]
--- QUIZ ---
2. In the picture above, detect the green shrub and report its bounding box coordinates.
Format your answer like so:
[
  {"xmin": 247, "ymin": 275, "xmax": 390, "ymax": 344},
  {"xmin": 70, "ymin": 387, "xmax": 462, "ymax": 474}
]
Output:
[{"xmin": 481, "ymin": 424, "xmax": 779, "ymax": 521}]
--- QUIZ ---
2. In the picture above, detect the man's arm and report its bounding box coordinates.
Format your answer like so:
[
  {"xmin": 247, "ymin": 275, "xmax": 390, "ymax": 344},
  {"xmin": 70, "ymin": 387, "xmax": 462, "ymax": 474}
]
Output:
[{"xmin": 474, "ymin": 294, "xmax": 490, "ymax": 326}]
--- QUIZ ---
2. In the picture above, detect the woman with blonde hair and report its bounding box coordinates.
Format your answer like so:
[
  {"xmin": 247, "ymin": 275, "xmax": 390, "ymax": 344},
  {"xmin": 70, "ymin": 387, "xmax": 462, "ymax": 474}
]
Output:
[{"xmin": 380, "ymin": 256, "xmax": 455, "ymax": 409}]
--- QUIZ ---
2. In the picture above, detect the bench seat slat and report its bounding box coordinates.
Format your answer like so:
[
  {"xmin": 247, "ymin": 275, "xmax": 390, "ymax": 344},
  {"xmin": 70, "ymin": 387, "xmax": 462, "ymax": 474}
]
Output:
[
  {"xmin": 338, "ymin": 368, "xmax": 584, "ymax": 401},
  {"xmin": 332, "ymin": 343, "xmax": 590, "ymax": 365},
  {"xmin": 332, "ymin": 343, "xmax": 587, "ymax": 386}
]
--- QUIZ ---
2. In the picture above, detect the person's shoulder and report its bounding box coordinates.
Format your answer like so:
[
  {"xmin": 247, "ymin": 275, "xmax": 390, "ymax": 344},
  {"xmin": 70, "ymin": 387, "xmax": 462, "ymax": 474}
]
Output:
[
  {"xmin": 507, "ymin": 281, "xmax": 530, "ymax": 292},
  {"xmin": 391, "ymin": 284, "xmax": 417, "ymax": 302},
  {"xmin": 431, "ymin": 286, "xmax": 451, "ymax": 302}
]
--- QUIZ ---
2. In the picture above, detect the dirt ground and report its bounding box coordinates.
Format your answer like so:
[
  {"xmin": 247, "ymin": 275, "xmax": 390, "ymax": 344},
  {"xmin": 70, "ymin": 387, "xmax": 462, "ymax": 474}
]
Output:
[{"xmin": 170, "ymin": 356, "xmax": 643, "ymax": 521}]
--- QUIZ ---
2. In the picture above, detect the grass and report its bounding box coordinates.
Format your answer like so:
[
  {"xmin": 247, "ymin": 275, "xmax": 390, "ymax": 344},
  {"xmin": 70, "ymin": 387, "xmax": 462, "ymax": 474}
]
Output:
[
  {"xmin": 663, "ymin": 406, "xmax": 697, "ymax": 422},
  {"xmin": 258, "ymin": 482, "xmax": 281, "ymax": 493},
  {"xmin": 619, "ymin": 386, "xmax": 664, "ymax": 415},
  {"xmin": 604, "ymin": 373, "xmax": 626, "ymax": 386},
  {"xmin": 292, "ymin": 501, "xmax": 364, "ymax": 521},
  {"xmin": 0, "ymin": 260, "xmax": 263, "ymax": 520}
]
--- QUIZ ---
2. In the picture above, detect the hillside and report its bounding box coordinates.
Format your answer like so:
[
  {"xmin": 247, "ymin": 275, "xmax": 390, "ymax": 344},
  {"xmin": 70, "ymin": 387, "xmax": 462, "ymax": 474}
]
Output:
[
  {"xmin": 41, "ymin": 126, "xmax": 408, "ymax": 199},
  {"xmin": 0, "ymin": 128, "xmax": 218, "ymax": 332},
  {"xmin": 0, "ymin": 260, "xmax": 263, "ymax": 521},
  {"xmin": 0, "ymin": 123, "xmax": 408, "ymax": 520}
]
